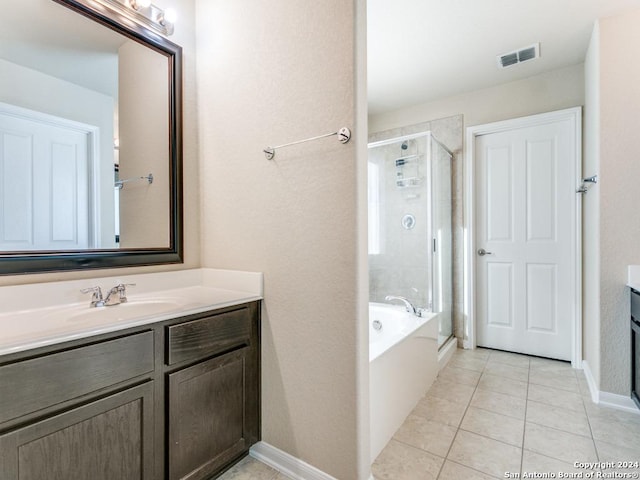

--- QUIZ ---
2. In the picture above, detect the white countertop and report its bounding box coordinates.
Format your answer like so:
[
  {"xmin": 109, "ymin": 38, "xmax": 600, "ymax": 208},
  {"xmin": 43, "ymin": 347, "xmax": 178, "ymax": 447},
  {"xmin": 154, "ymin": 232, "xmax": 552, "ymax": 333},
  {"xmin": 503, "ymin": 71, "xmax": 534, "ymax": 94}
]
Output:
[
  {"xmin": 628, "ymin": 265, "xmax": 640, "ymax": 292},
  {"xmin": 0, "ymin": 268, "xmax": 263, "ymax": 357}
]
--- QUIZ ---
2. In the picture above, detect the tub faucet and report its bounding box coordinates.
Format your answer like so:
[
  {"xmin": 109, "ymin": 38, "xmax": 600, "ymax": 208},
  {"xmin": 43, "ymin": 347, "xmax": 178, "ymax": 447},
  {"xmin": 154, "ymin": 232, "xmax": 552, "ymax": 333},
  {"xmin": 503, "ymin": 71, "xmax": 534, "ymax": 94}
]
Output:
[{"xmin": 385, "ymin": 295, "xmax": 424, "ymax": 317}]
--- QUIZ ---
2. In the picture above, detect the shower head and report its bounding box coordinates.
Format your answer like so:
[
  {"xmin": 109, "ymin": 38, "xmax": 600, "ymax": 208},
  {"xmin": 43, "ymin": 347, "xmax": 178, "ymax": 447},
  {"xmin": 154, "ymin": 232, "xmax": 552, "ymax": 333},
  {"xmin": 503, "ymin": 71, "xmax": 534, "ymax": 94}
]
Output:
[{"xmin": 401, "ymin": 141, "xmax": 408, "ymax": 150}]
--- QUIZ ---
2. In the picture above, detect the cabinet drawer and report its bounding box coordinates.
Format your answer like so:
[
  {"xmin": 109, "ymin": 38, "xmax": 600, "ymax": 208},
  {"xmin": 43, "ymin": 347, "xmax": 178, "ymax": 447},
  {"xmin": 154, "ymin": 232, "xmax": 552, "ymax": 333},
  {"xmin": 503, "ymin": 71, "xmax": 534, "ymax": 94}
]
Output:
[
  {"xmin": 632, "ymin": 289, "xmax": 640, "ymax": 321},
  {"xmin": 167, "ymin": 308, "xmax": 250, "ymax": 365},
  {"xmin": 0, "ymin": 332, "xmax": 154, "ymax": 425}
]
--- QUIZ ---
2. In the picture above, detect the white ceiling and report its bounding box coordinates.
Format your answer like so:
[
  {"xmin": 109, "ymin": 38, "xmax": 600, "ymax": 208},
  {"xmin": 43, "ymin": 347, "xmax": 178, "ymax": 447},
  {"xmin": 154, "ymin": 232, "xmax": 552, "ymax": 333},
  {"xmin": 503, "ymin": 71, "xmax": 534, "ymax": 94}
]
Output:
[
  {"xmin": 368, "ymin": 0, "xmax": 640, "ymax": 115},
  {"xmin": 1, "ymin": 0, "xmax": 126, "ymax": 97}
]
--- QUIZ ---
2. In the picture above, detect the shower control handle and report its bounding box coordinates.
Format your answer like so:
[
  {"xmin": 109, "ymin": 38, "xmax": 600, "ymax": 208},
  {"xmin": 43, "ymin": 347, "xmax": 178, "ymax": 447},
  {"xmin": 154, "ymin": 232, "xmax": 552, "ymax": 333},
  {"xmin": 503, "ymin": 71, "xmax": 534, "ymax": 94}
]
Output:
[{"xmin": 477, "ymin": 248, "xmax": 493, "ymax": 256}]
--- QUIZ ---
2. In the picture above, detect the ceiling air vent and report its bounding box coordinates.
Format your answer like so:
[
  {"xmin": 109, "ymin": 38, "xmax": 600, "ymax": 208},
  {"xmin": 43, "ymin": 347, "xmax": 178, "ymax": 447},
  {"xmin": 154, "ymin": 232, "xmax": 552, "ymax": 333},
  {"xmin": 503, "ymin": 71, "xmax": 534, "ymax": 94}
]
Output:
[{"xmin": 497, "ymin": 43, "xmax": 540, "ymax": 69}]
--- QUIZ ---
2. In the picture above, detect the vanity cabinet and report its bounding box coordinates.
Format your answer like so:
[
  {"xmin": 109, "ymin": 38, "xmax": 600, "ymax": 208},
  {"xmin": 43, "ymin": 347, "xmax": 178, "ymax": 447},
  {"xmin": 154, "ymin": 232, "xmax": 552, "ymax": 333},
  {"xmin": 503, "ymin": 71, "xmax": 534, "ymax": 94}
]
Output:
[
  {"xmin": 0, "ymin": 382, "xmax": 155, "ymax": 480},
  {"xmin": 0, "ymin": 301, "xmax": 261, "ymax": 480},
  {"xmin": 166, "ymin": 305, "xmax": 261, "ymax": 480}
]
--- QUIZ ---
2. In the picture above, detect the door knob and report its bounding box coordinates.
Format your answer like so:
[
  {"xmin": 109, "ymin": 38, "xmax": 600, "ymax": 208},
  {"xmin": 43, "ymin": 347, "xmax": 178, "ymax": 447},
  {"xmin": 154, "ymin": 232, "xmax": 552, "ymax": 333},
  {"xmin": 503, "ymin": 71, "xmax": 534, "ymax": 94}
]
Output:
[{"xmin": 477, "ymin": 248, "xmax": 493, "ymax": 256}]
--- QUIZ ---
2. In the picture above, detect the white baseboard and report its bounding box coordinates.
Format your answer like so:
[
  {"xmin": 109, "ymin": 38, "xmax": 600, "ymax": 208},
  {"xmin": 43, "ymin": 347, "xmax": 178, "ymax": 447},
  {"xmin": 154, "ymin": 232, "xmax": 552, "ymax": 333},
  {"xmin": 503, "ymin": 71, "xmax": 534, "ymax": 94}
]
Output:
[
  {"xmin": 581, "ymin": 360, "xmax": 599, "ymax": 403},
  {"xmin": 438, "ymin": 336, "xmax": 457, "ymax": 371},
  {"xmin": 582, "ymin": 360, "xmax": 640, "ymax": 415},
  {"xmin": 250, "ymin": 442, "xmax": 339, "ymax": 480},
  {"xmin": 599, "ymin": 391, "xmax": 640, "ymax": 414}
]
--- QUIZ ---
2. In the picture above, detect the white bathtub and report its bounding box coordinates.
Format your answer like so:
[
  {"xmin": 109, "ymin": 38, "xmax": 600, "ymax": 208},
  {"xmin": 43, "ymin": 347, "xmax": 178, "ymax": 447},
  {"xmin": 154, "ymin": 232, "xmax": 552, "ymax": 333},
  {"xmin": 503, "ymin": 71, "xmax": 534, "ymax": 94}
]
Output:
[{"xmin": 369, "ymin": 302, "xmax": 439, "ymax": 463}]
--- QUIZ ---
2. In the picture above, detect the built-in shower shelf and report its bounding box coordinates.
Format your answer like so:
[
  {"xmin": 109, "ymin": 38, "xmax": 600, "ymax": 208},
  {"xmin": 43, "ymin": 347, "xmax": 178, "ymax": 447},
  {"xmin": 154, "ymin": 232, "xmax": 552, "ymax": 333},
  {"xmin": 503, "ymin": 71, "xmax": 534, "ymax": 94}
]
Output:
[
  {"xmin": 396, "ymin": 177, "xmax": 423, "ymax": 188},
  {"xmin": 395, "ymin": 154, "xmax": 421, "ymax": 161},
  {"xmin": 394, "ymin": 154, "xmax": 423, "ymax": 166}
]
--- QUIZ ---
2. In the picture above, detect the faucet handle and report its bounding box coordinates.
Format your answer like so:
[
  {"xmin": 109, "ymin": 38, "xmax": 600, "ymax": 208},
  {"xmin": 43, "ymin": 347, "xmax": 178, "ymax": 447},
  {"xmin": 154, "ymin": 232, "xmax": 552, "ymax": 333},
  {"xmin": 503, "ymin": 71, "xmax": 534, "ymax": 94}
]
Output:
[
  {"xmin": 115, "ymin": 283, "xmax": 136, "ymax": 302},
  {"xmin": 80, "ymin": 286, "xmax": 104, "ymax": 307},
  {"xmin": 80, "ymin": 286, "xmax": 102, "ymax": 296}
]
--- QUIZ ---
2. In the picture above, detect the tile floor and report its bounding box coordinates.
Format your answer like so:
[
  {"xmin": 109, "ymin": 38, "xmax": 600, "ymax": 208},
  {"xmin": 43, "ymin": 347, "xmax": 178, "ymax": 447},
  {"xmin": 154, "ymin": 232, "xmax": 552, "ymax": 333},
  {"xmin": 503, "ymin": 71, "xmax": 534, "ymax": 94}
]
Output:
[
  {"xmin": 372, "ymin": 348, "xmax": 640, "ymax": 480},
  {"xmin": 217, "ymin": 348, "xmax": 640, "ymax": 480}
]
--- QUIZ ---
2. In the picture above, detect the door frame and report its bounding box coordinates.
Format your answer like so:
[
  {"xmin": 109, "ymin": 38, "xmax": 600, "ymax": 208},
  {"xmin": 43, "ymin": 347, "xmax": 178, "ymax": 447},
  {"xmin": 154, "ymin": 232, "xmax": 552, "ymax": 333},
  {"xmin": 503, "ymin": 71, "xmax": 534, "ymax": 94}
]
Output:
[{"xmin": 463, "ymin": 107, "xmax": 583, "ymax": 367}]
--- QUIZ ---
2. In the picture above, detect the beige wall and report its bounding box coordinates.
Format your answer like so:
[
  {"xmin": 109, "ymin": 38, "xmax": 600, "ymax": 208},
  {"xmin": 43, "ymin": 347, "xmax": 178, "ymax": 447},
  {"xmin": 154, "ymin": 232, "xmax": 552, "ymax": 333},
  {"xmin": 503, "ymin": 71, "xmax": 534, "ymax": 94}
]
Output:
[
  {"xmin": 592, "ymin": 9, "xmax": 640, "ymax": 395},
  {"xmin": 0, "ymin": 0, "xmax": 200, "ymax": 286},
  {"xmin": 583, "ymin": 23, "xmax": 601, "ymax": 388},
  {"xmin": 118, "ymin": 39, "xmax": 170, "ymax": 248},
  {"xmin": 195, "ymin": 0, "xmax": 369, "ymax": 477},
  {"xmin": 369, "ymin": 63, "xmax": 585, "ymax": 133}
]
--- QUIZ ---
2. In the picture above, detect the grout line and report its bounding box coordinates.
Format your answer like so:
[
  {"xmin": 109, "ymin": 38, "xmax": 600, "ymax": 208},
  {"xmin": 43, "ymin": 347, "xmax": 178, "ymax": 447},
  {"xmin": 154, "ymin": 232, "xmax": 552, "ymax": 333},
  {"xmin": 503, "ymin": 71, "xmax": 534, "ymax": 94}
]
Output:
[
  {"xmin": 389, "ymin": 437, "xmax": 448, "ymax": 460},
  {"xmin": 579, "ymin": 369, "xmax": 601, "ymax": 463},
  {"xmin": 522, "ymin": 419, "xmax": 596, "ymax": 437},
  {"xmin": 445, "ymin": 458, "xmax": 503, "ymax": 479},
  {"xmin": 526, "ymin": 380, "xmax": 582, "ymax": 394},
  {"xmin": 469, "ymin": 404, "xmax": 525, "ymax": 421},
  {"xmin": 434, "ymin": 354, "xmax": 481, "ymax": 479},
  {"xmin": 456, "ymin": 425, "xmax": 525, "ymax": 449},
  {"xmin": 520, "ymin": 360, "xmax": 530, "ymax": 478}
]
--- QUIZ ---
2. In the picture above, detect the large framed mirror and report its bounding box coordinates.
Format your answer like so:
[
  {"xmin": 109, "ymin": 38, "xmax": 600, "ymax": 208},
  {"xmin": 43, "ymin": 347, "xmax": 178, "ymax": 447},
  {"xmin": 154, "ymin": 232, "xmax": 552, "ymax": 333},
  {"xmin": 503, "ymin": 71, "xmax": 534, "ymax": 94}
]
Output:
[{"xmin": 0, "ymin": 0, "xmax": 182, "ymax": 274}]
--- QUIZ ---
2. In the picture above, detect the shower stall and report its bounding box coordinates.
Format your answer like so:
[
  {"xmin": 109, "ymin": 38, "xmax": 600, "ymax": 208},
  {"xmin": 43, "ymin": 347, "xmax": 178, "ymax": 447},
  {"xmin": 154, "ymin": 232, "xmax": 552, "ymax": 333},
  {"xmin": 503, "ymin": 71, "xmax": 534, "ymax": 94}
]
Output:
[{"xmin": 368, "ymin": 132, "xmax": 453, "ymax": 348}]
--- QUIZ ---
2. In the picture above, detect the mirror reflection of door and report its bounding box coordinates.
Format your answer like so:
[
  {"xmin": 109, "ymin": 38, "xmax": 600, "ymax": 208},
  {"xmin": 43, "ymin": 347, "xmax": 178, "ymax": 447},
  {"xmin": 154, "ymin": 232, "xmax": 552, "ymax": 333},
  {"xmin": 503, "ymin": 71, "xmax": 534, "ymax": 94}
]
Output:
[{"xmin": 0, "ymin": 103, "xmax": 97, "ymax": 251}]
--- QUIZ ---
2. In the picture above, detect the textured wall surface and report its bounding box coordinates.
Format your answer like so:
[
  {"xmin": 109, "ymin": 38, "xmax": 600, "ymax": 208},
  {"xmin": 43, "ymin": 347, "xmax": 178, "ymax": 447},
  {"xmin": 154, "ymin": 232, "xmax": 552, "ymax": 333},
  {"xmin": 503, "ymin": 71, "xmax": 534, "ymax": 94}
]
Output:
[
  {"xmin": 196, "ymin": 0, "xmax": 369, "ymax": 478},
  {"xmin": 0, "ymin": 0, "xmax": 201, "ymax": 286},
  {"xmin": 597, "ymin": 9, "xmax": 640, "ymax": 395},
  {"xmin": 583, "ymin": 23, "xmax": 601, "ymax": 387},
  {"xmin": 370, "ymin": 64, "xmax": 585, "ymax": 133}
]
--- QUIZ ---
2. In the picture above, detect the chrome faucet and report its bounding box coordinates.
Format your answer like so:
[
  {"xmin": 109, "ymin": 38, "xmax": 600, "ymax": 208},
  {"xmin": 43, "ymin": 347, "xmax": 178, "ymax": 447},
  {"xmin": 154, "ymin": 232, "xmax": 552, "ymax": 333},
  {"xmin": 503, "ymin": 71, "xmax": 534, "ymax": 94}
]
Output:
[
  {"xmin": 385, "ymin": 295, "xmax": 425, "ymax": 317},
  {"xmin": 81, "ymin": 283, "xmax": 135, "ymax": 307},
  {"xmin": 104, "ymin": 283, "xmax": 136, "ymax": 306},
  {"xmin": 80, "ymin": 286, "xmax": 105, "ymax": 308}
]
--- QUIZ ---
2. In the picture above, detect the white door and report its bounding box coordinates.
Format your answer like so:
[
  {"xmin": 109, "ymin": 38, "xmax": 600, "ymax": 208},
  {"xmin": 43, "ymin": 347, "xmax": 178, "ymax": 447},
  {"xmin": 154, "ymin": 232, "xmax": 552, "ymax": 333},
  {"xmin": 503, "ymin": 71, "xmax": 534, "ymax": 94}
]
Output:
[
  {"xmin": 475, "ymin": 114, "xmax": 578, "ymax": 361},
  {"xmin": 0, "ymin": 111, "xmax": 90, "ymax": 250}
]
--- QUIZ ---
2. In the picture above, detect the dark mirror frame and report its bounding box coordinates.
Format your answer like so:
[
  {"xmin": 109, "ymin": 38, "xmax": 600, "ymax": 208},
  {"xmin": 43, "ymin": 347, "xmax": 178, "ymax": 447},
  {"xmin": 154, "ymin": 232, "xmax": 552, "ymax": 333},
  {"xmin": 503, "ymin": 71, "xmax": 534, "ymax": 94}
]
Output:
[{"xmin": 0, "ymin": 0, "xmax": 183, "ymax": 275}]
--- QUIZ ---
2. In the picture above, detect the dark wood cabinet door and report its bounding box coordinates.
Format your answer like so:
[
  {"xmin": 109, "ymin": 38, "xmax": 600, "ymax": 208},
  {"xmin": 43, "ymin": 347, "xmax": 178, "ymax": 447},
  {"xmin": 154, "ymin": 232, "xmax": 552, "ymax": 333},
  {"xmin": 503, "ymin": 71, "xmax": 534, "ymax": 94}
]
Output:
[
  {"xmin": 0, "ymin": 382, "xmax": 154, "ymax": 480},
  {"xmin": 168, "ymin": 348, "xmax": 250, "ymax": 480}
]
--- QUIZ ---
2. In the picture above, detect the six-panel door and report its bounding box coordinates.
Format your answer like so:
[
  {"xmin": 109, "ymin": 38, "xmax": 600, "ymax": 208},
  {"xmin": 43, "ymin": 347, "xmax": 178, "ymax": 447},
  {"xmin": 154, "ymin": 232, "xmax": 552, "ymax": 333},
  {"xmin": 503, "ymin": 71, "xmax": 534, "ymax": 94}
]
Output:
[{"xmin": 475, "ymin": 115, "xmax": 578, "ymax": 360}]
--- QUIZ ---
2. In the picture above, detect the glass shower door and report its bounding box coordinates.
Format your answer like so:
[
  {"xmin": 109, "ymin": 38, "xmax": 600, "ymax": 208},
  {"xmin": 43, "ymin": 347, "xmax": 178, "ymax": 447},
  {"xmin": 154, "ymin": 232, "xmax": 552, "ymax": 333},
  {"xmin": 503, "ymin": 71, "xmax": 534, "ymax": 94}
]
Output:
[
  {"xmin": 367, "ymin": 132, "xmax": 453, "ymax": 348},
  {"xmin": 430, "ymin": 137, "xmax": 453, "ymax": 347}
]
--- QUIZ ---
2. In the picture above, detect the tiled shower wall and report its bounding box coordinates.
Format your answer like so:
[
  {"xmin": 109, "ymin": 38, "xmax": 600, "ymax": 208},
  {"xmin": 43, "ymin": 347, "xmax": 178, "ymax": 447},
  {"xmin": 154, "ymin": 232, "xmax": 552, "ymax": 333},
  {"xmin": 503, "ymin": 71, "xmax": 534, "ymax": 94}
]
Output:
[
  {"xmin": 368, "ymin": 114, "xmax": 464, "ymax": 345},
  {"xmin": 368, "ymin": 135, "xmax": 431, "ymax": 308}
]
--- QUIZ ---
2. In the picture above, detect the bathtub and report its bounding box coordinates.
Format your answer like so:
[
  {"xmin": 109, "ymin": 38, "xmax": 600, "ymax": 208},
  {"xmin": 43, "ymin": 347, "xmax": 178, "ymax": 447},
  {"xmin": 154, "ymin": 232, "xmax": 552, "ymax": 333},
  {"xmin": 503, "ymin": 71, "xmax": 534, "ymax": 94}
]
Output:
[{"xmin": 369, "ymin": 302, "xmax": 439, "ymax": 463}]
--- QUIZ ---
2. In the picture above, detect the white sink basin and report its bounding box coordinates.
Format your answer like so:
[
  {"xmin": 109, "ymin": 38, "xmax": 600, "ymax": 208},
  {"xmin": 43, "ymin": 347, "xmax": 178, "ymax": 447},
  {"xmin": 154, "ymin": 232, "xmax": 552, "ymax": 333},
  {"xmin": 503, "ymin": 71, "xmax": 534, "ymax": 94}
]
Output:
[
  {"xmin": 66, "ymin": 300, "xmax": 184, "ymax": 322},
  {"xmin": 36, "ymin": 298, "xmax": 188, "ymax": 325}
]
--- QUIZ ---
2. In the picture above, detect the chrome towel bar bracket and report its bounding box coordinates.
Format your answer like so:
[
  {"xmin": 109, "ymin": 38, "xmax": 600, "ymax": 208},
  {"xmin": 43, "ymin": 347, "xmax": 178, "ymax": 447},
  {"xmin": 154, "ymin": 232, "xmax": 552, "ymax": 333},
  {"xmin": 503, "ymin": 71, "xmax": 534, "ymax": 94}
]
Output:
[
  {"xmin": 264, "ymin": 127, "xmax": 351, "ymax": 160},
  {"xmin": 577, "ymin": 174, "xmax": 598, "ymax": 194}
]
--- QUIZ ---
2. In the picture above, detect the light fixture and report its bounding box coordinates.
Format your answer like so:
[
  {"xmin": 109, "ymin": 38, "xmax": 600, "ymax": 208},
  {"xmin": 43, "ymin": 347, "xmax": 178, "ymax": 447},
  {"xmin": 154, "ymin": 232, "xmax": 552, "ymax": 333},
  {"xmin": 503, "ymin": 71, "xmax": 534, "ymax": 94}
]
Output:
[
  {"xmin": 130, "ymin": 0, "xmax": 151, "ymax": 10},
  {"xmin": 161, "ymin": 8, "xmax": 177, "ymax": 25},
  {"xmin": 97, "ymin": 0, "xmax": 176, "ymax": 36}
]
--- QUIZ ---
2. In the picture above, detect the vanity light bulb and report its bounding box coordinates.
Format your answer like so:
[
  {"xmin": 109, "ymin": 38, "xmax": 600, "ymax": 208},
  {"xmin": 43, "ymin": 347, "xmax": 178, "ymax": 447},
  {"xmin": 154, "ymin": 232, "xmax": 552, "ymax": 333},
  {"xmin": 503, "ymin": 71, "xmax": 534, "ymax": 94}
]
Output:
[
  {"xmin": 132, "ymin": 0, "xmax": 151, "ymax": 9},
  {"xmin": 163, "ymin": 8, "xmax": 177, "ymax": 24}
]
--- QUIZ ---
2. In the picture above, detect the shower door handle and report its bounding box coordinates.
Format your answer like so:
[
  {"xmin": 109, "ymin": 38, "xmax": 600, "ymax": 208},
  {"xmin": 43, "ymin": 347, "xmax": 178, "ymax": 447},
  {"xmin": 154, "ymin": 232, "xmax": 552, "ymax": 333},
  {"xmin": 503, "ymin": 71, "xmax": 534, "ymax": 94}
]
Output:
[{"xmin": 477, "ymin": 248, "xmax": 493, "ymax": 256}]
